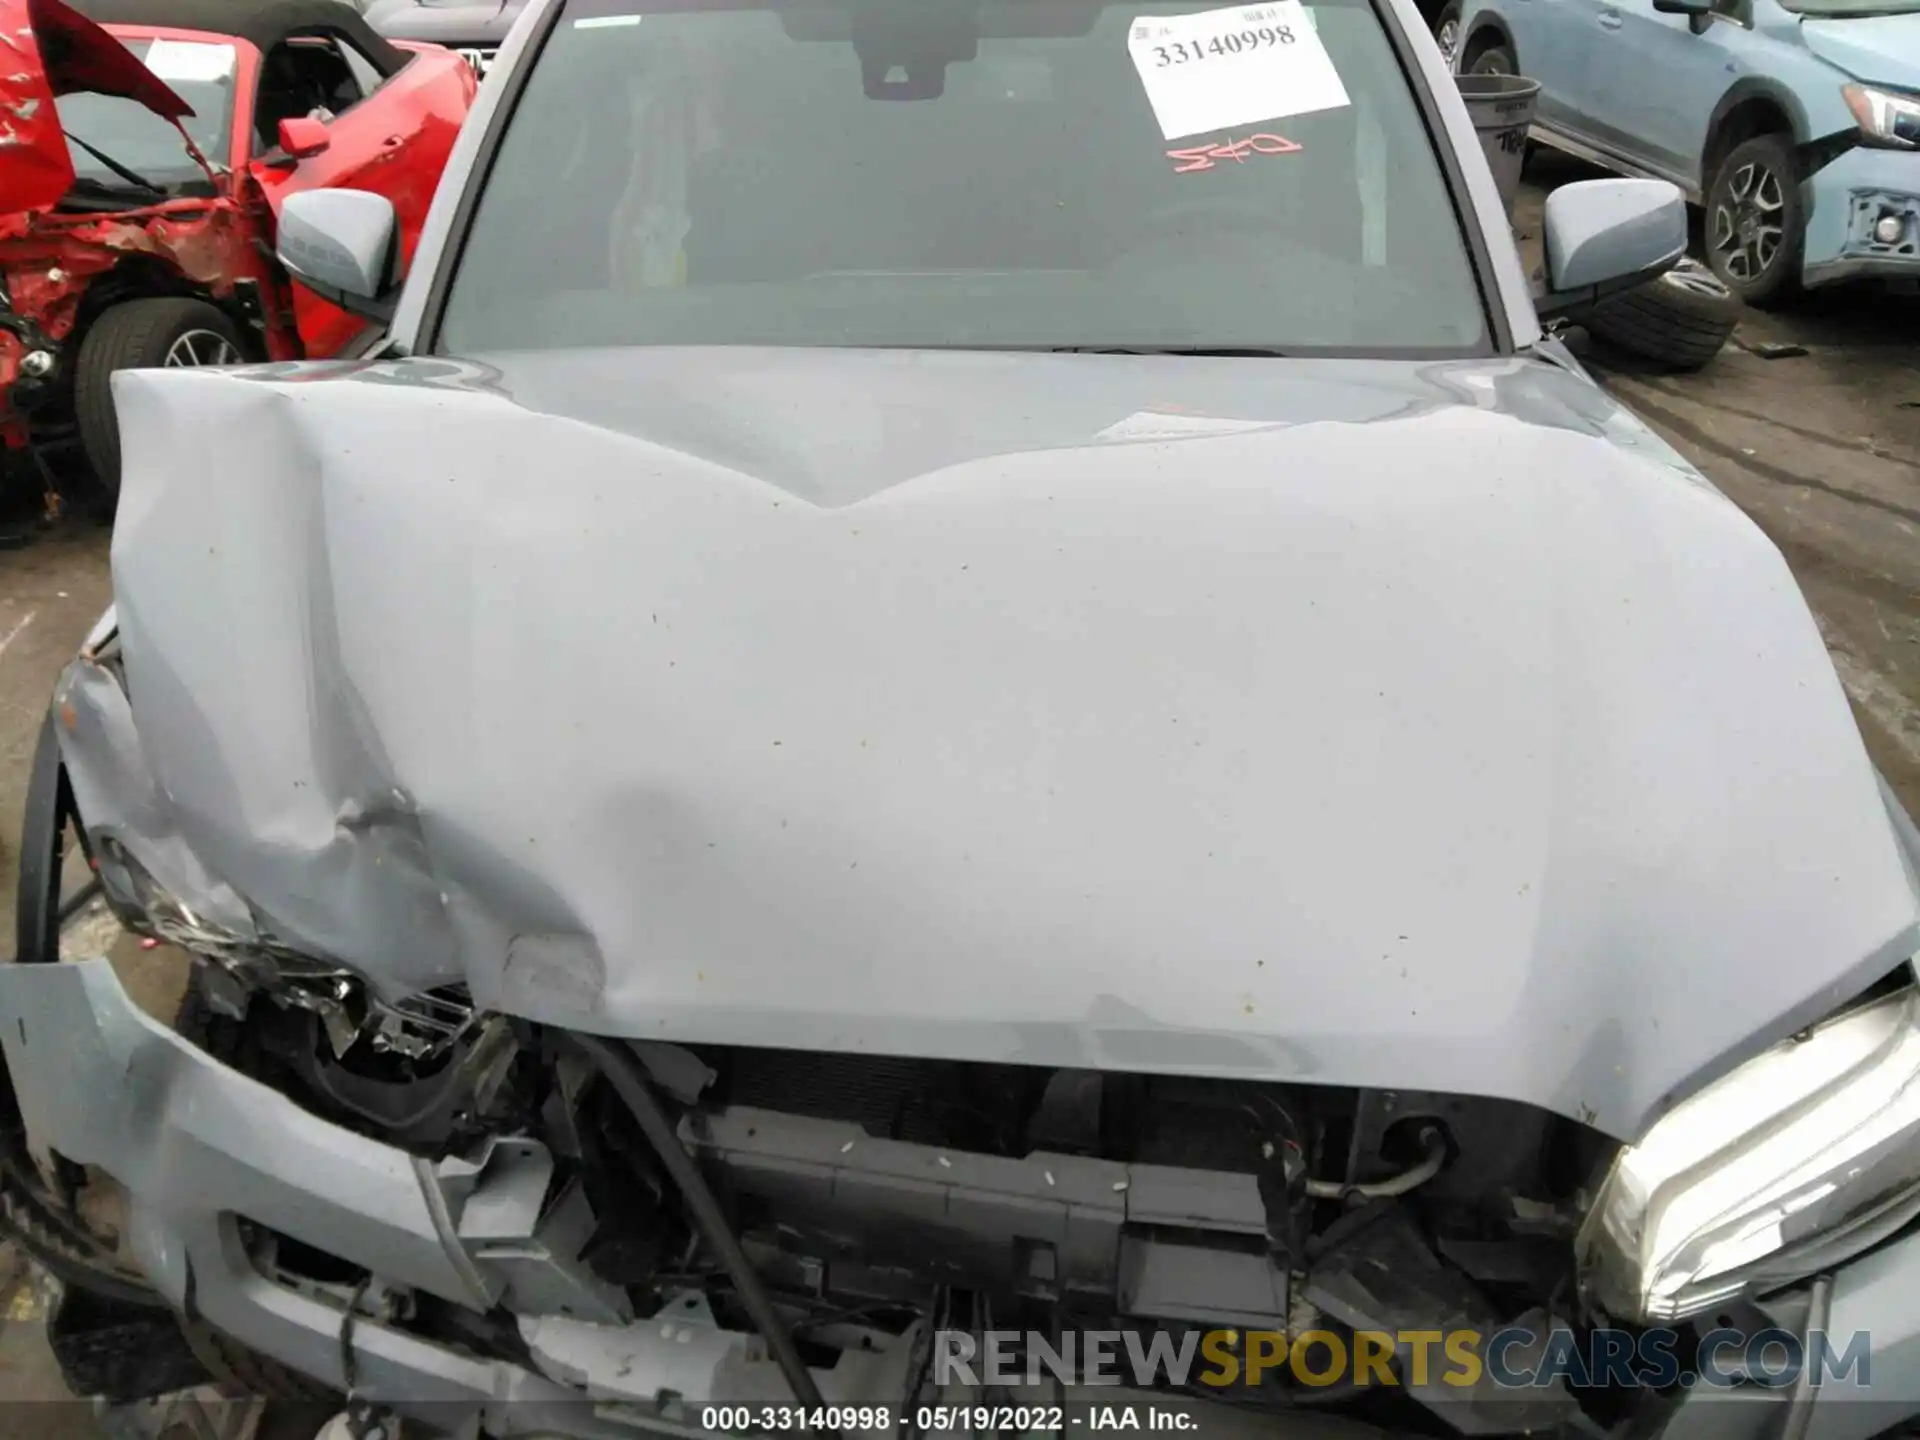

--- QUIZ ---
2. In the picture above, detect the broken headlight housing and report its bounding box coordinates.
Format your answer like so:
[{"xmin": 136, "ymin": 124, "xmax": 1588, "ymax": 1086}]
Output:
[
  {"xmin": 1578, "ymin": 966, "xmax": 1920, "ymax": 1323},
  {"xmin": 1844, "ymin": 84, "xmax": 1920, "ymax": 149}
]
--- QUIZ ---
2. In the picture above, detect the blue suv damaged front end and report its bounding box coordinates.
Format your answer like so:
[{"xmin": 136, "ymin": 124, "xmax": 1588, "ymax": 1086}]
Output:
[{"xmin": 1799, "ymin": 20, "xmax": 1920, "ymax": 284}]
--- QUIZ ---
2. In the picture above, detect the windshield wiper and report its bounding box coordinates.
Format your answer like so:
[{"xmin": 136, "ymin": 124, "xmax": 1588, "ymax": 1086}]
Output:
[{"xmin": 64, "ymin": 132, "xmax": 168, "ymax": 198}]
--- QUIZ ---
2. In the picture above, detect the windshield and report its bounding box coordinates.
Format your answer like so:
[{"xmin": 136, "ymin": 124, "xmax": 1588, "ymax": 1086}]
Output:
[
  {"xmin": 438, "ymin": 0, "xmax": 1489, "ymax": 355},
  {"xmin": 57, "ymin": 36, "xmax": 237, "ymax": 195}
]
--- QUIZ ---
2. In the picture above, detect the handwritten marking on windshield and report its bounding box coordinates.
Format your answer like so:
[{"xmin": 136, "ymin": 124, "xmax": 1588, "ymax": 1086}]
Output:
[{"xmin": 1167, "ymin": 132, "xmax": 1301, "ymax": 173}]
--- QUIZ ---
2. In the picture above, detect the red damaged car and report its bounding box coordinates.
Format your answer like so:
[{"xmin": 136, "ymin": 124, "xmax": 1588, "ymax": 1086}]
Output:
[{"xmin": 0, "ymin": 0, "xmax": 475, "ymax": 505}]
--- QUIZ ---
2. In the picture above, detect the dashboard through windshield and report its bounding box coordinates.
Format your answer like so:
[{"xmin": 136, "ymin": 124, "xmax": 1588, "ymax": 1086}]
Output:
[{"xmin": 438, "ymin": 0, "xmax": 1490, "ymax": 355}]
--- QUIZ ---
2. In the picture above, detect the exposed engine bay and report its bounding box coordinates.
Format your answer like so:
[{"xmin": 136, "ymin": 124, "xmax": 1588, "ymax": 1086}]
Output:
[{"xmin": 164, "ymin": 954, "xmax": 1614, "ymax": 1437}]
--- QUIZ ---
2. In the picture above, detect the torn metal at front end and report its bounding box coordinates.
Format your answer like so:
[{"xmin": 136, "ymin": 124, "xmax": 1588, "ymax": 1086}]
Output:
[
  {"xmin": 0, "ymin": 200, "xmax": 285, "ymax": 451},
  {"xmin": 53, "ymin": 627, "xmax": 469, "ymax": 1061},
  {"xmin": 0, "ymin": 955, "xmax": 641, "ymax": 1430},
  {"xmin": 0, "ymin": 0, "xmax": 280, "ymax": 449}
]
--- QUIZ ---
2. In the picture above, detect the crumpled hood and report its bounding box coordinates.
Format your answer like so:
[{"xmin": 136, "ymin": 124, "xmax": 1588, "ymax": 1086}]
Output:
[
  {"xmin": 71, "ymin": 347, "xmax": 1920, "ymax": 1142},
  {"xmin": 1800, "ymin": 11, "xmax": 1920, "ymax": 90},
  {"xmin": 0, "ymin": 0, "xmax": 194, "ymax": 213}
]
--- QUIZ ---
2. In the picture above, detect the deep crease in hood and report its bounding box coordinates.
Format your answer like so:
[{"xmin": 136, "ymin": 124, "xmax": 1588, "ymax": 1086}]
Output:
[
  {"xmin": 65, "ymin": 347, "xmax": 1920, "ymax": 1142},
  {"xmin": 0, "ymin": 0, "xmax": 195, "ymax": 213},
  {"xmin": 1800, "ymin": 12, "xmax": 1920, "ymax": 90}
]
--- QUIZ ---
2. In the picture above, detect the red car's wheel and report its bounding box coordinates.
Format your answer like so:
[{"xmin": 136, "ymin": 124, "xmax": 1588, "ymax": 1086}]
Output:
[{"xmin": 73, "ymin": 298, "xmax": 245, "ymax": 515}]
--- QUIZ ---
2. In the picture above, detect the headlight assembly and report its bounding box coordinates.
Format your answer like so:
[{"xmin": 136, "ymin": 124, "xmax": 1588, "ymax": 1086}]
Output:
[
  {"xmin": 1844, "ymin": 84, "xmax": 1920, "ymax": 149},
  {"xmin": 1578, "ymin": 972, "xmax": 1920, "ymax": 1323}
]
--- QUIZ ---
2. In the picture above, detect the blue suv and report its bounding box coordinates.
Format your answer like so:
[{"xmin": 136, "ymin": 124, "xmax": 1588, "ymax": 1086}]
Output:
[{"xmin": 1453, "ymin": 0, "xmax": 1920, "ymax": 303}]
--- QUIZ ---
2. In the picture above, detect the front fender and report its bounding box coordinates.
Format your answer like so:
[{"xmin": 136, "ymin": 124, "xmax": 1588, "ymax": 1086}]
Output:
[
  {"xmin": 1705, "ymin": 75, "xmax": 1817, "ymax": 153},
  {"xmin": 1455, "ymin": 0, "xmax": 1516, "ymax": 69},
  {"xmin": 1743, "ymin": 14, "xmax": 1862, "ymax": 142}
]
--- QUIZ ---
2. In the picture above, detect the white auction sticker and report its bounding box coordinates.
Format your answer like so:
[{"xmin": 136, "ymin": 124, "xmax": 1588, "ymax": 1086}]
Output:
[
  {"xmin": 140, "ymin": 38, "xmax": 236, "ymax": 84},
  {"xmin": 1127, "ymin": 2, "xmax": 1349, "ymax": 141}
]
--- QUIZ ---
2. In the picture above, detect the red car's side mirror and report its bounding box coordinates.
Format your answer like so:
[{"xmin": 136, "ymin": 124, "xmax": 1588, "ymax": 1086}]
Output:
[{"xmin": 278, "ymin": 116, "xmax": 331, "ymax": 160}]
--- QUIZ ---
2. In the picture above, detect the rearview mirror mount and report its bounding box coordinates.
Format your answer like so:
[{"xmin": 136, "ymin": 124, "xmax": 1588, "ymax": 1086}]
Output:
[
  {"xmin": 1535, "ymin": 178, "xmax": 1688, "ymax": 321},
  {"xmin": 275, "ymin": 188, "xmax": 401, "ymax": 324}
]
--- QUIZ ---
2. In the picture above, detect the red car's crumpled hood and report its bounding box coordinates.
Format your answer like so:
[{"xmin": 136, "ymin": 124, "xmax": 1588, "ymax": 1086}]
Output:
[{"xmin": 1, "ymin": 0, "xmax": 194, "ymax": 213}]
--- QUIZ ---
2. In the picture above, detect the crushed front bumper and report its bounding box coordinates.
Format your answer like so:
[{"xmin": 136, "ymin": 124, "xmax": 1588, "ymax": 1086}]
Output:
[
  {"xmin": 10, "ymin": 955, "xmax": 1920, "ymax": 1439},
  {"xmin": 0, "ymin": 958, "xmax": 578, "ymax": 1421},
  {"xmin": 1630, "ymin": 1248, "xmax": 1920, "ymax": 1440},
  {"xmin": 1804, "ymin": 146, "xmax": 1920, "ymax": 288},
  {"xmin": 0, "ymin": 958, "xmax": 957, "ymax": 1438},
  {"xmin": 0, "ymin": 956, "xmax": 835, "ymax": 1438}
]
